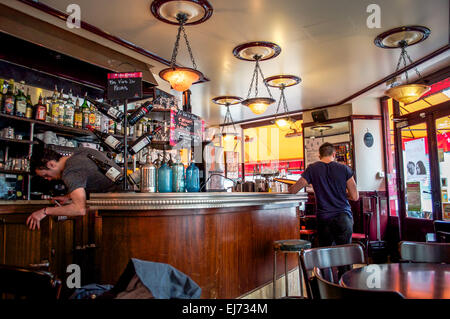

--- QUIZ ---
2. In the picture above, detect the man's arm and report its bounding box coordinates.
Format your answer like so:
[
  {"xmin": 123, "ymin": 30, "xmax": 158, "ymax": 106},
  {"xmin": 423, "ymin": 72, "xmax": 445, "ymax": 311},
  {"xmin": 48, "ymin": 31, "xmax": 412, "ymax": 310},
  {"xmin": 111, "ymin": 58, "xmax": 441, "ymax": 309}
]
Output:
[
  {"xmin": 288, "ymin": 177, "xmax": 309, "ymax": 194},
  {"xmin": 26, "ymin": 188, "xmax": 87, "ymax": 230},
  {"xmin": 346, "ymin": 177, "xmax": 359, "ymax": 201}
]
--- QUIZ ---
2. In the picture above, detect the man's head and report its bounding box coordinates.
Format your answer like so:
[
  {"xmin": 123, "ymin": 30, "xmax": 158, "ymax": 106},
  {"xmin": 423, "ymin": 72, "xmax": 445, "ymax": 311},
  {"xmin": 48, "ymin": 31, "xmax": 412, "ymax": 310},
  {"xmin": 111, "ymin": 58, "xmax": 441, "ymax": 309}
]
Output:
[
  {"xmin": 319, "ymin": 142, "xmax": 336, "ymax": 160},
  {"xmin": 30, "ymin": 147, "xmax": 64, "ymax": 181}
]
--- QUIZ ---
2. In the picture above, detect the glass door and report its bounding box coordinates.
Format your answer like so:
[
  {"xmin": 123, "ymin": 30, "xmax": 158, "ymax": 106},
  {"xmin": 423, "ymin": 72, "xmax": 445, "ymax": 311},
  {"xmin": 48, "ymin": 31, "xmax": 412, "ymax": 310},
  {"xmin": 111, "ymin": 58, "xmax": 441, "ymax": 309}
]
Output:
[
  {"xmin": 436, "ymin": 116, "xmax": 450, "ymax": 220},
  {"xmin": 400, "ymin": 123, "xmax": 433, "ymax": 220}
]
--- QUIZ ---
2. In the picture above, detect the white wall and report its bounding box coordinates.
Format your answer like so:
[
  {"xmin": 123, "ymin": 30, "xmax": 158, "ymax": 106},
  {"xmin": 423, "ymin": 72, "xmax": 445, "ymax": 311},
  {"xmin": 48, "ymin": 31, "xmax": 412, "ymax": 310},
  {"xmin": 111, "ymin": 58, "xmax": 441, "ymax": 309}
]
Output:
[{"xmin": 353, "ymin": 119, "xmax": 386, "ymax": 192}]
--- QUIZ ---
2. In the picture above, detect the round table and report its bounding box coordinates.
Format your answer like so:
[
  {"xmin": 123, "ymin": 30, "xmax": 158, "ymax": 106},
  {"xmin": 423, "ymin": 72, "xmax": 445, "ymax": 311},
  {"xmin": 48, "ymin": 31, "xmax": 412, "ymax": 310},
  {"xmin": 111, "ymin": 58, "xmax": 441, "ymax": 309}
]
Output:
[{"xmin": 340, "ymin": 263, "xmax": 450, "ymax": 299}]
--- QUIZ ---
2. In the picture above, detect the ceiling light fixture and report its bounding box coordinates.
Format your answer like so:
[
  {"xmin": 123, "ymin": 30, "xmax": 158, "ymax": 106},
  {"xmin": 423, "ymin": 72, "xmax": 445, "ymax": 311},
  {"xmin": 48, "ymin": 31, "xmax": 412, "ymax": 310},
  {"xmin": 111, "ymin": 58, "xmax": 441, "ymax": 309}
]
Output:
[
  {"xmin": 264, "ymin": 75, "xmax": 301, "ymax": 131},
  {"xmin": 233, "ymin": 42, "xmax": 281, "ymax": 115},
  {"xmin": 375, "ymin": 26, "xmax": 431, "ymax": 104},
  {"xmin": 212, "ymin": 96, "xmax": 242, "ymax": 138},
  {"xmin": 152, "ymin": 0, "xmax": 211, "ymax": 92}
]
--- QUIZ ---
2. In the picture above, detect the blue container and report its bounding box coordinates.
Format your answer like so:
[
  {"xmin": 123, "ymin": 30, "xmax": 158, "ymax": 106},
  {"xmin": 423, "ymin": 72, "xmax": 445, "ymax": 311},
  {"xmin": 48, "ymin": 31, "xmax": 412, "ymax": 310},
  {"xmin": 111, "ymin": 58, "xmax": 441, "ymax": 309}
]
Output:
[
  {"xmin": 172, "ymin": 163, "xmax": 185, "ymax": 192},
  {"xmin": 157, "ymin": 163, "xmax": 173, "ymax": 193},
  {"xmin": 185, "ymin": 162, "xmax": 200, "ymax": 192}
]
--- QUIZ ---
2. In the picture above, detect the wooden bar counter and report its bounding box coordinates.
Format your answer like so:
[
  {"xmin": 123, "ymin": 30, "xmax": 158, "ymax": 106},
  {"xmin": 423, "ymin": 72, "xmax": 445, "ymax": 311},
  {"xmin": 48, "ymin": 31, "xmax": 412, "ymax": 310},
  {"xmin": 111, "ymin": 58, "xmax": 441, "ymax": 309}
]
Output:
[{"xmin": 88, "ymin": 192, "xmax": 307, "ymax": 299}]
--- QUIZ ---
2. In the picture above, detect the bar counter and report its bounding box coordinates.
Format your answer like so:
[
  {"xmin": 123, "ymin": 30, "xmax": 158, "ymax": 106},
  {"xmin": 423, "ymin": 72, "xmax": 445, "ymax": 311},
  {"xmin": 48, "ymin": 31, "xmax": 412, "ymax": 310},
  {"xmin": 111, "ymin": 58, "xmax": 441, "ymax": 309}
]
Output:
[{"xmin": 89, "ymin": 192, "xmax": 307, "ymax": 298}]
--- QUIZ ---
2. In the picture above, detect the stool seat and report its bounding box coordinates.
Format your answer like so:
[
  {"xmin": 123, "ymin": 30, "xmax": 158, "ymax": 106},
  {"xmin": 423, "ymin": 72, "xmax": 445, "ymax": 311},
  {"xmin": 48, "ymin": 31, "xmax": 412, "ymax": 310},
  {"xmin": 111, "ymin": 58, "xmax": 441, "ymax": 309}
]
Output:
[
  {"xmin": 352, "ymin": 233, "xmax": 366, "ymax": 239},
  {"xmin": 274, "ymin": 239, "xmax": 311, "ymax": 252},
  {"xmin": 300, "ymin": 229, "xmax": 316, "ymax": 235}
]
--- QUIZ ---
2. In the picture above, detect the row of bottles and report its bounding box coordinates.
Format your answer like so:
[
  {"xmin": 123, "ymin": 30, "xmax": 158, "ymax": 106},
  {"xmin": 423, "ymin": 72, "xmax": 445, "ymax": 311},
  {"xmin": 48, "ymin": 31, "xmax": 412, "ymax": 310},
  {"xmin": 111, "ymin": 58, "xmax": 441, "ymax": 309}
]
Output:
[
  {"xmin": 0, "ymin": 79, "xmax": 158, "ymax": 138},
  {"xmin": 88, "ymin": 148, "xmax": 200, "ymax": 193}
]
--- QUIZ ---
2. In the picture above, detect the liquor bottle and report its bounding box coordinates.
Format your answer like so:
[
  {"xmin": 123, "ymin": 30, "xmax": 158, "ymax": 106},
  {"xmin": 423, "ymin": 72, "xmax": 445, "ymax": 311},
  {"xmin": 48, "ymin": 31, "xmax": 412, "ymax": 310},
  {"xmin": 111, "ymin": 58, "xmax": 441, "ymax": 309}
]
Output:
[
  {"xmin": 57, "ymin": 89, "xmax": 65, "ymax": 125},
  {"xmin": 85, "ymin": 96, "xmax": 124, "ymax": 122},
  {"xmin": 15, "ymin": 81, "xmax": 27, "ymax": 117},
  {"xmin": 127, "ymin": 101, "xmax": 154, "ymax": 126},
  {"xmin": 3, "ymin": 79, "xmax": 15, "ymax": 115},
  {"xmin": 87, "ymin": 125, "xmax": 124, "ymax": 153},
  {"xmin": 128, "ymin": 126, "xmax": 161, "ymax": 155},
  {"xmin": 44, "ymin": 95, "xmax": 51, "ymax": 123},
  {"xmin": 25, "ymin": 88, "xmax": 33, "ymax": 119},
  {"xmin": 51, "ymin": 86, "xmax": 59, "ymax": 124},
  {"xmin": 135, "ymin": 120, "xmax": 143, "ymax": 138},
  {"xmin": 186, "ymin": 151, "xmax": 200, "ymax": 192},
  {"xmin": 87, "ymin": 154, "xmax": 123, "ymax": 184},
  {"xmin": 88, "ymin": 103, "xmax": 96, "ymax": 128},
  {"xmin": 81, "ymin": 93, "xmax": 90, "ymax": 129},
  {"xmin": 34, "ymin": 94, "xmax": 47, "ymax": 121},
  {"xmin": 172, "ymin": 151, "xmax": 185, "ymax": 192},
  {"xmin": 74, "ymin": 97, "xmax": 83, "ymax": 128},
  {"xmin": 64, "ymin": 89, "xmax": 75, "ymax": 127},
  {"xmin": 108, "ymin": 118, "xmax": 115, "ymax": 135},
  {"xmin": 100, "ymin": 113, "xmax": 109, "ymax": 133},
  {"xmin": 115, "ymin": 120, "xmax": 122, "ymax": 135},
  {"xmin": 157, "ymin": 155, "xmax": 172, "ymax": 193},
  {"xmin": 0, "ymin": 79, "xmax": 4, "ymax": 107},
  {"xmin": 95, "ymin": 111, "xmax": 102, "ymax": 131}
]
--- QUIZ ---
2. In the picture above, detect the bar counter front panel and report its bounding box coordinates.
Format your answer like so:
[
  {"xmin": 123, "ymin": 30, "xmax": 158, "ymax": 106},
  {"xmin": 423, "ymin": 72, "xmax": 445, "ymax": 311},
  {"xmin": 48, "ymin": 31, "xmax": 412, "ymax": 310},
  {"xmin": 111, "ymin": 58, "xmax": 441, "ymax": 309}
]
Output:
[{"xmin": 89, "ymin": 192, "xmax": 307, "ymax": 299}]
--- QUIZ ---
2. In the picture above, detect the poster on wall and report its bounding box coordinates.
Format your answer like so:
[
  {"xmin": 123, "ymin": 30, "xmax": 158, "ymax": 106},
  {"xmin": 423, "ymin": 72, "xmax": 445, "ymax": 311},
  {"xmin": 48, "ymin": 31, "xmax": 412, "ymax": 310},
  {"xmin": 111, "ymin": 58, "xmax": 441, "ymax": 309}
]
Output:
[
  {"xmin": 404, "ymin": 137, "xmax": 432, "ymax": 214},
  {"xmin": 304, "ymin": 138, "xmax": 324, "ymax": 168},
  {"xmin": 406, "ymin": 182, "xmax": 422, "ymax": 212}
]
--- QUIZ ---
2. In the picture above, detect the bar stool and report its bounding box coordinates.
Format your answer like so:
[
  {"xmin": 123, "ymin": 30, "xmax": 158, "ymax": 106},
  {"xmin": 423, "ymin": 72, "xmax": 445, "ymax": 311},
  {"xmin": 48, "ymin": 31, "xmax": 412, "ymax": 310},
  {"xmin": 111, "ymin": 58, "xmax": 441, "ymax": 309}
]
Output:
[{"xmin": 273, "ymin": 239, "xmax": 311, "ymax": 299}]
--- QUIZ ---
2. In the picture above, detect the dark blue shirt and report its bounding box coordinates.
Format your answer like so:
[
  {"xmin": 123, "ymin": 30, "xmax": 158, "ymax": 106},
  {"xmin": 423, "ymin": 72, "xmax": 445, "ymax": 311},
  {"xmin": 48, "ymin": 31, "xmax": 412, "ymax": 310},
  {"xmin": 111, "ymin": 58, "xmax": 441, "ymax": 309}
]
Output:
[{"xmin": 302, "ymin": 161, "xmax": 354, "ymax": 220}]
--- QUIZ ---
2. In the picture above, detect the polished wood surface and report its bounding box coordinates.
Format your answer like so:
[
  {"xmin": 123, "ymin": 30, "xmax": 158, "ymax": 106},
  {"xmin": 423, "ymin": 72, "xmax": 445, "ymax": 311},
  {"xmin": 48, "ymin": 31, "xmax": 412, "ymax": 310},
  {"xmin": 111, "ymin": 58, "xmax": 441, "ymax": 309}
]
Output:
[
  {"xmin": 97, "ymin": 204, "xmax": 301, "ymax": 298},
  {"xmin": 340, "ymin": 263, "xmax": 450, "ymax": 299}
]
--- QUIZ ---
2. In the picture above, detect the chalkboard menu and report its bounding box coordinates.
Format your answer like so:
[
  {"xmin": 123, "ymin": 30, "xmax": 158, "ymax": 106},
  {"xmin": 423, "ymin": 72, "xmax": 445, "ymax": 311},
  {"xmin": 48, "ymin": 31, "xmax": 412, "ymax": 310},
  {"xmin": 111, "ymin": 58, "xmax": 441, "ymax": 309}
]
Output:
[
  {"xmin": 169, "ymin": 110, "xmax": 204, "ymax": 148},
  {"xmin": 107, "ymin": 72, "xmax": 142, "ymax": 100}
]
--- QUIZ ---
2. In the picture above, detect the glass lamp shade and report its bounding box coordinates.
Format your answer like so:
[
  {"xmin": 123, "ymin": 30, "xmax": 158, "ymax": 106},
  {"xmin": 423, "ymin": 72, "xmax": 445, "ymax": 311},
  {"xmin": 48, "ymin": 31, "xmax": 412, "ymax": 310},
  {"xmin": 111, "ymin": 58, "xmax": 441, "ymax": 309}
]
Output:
[
  {"xmin": 275, "ymin": 118, "xmax": 293, "ymax": 131},
  {"xmin": 385, "ymin": 84, "xmax": 431, "ymax": 104},
  {"xmin": 159, "ymin": 67, "xmax": 203, "ymax": 92},
  {"xmin": 241, "ymin": 97, "xmax": 275, "ymax": 115}
]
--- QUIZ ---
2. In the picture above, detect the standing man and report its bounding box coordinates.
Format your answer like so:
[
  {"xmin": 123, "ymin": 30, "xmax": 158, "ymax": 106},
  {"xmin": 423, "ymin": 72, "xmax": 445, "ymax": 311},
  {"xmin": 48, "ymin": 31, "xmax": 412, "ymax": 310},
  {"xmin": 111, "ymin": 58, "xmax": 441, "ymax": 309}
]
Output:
[
  {"xmin": 26, "ymin": 146, "xmax": 122, "ymax": 230},
  {"xmin": 289, "ymin": 142, "xmax": 359, "ymax": 247}
]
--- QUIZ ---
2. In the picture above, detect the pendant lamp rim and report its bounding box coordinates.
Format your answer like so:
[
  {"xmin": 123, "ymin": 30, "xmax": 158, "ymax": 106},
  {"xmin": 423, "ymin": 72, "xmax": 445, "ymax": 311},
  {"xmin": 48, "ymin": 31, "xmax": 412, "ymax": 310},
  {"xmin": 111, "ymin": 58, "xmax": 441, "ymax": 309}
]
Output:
[
  {"xmin": 374, "ymin": 25, "xmax": 431, "ymax": 49},
  {"xmin": 385, "ymin": 83, "xmax": 431, "ymax": 104},
  {"xmin": 241, "ymin": 97, "xmax": 276, "ymax": 107},
  {"xmin": 150, "ymin": 0, "xmax": 213, "ymax": 26},
  {"xmin": 212, "ymin": 96, "xmax": 243, "ymax": 106},
  {"xmin": 264, "ymin": 75, "xmax": 302, "ymax": 88}
]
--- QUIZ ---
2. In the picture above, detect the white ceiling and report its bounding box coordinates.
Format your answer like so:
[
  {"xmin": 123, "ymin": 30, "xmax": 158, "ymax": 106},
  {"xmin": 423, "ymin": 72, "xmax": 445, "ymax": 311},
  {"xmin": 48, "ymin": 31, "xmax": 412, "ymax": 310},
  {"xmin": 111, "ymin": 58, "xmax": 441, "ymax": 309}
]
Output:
[{"xmin": 17, "ymin": 0, "xmax": 450, "ymax": 124}]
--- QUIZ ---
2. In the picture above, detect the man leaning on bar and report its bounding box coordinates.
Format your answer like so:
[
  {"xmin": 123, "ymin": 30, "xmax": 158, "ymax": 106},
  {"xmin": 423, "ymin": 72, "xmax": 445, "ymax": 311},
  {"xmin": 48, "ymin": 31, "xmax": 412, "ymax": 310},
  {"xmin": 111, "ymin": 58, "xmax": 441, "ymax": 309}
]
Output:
[{"xmin": 289, "ymin": 142, "xmax": 359, "ymax": 247}]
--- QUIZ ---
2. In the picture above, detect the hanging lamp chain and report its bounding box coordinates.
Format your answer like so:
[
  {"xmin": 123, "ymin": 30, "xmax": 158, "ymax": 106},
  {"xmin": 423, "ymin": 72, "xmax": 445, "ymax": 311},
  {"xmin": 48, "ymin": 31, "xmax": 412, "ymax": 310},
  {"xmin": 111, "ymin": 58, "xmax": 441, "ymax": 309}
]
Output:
[
  {"xmin": 391, "ymin": 40, "xmax": 424, "ymax": 87},
  {"xmin": 169, "ymin": 13, "xmax": 198, "ymax": 70},
  {"xmin": 245, "ymin": 55, "xmax": 274, "ymax": 100}
]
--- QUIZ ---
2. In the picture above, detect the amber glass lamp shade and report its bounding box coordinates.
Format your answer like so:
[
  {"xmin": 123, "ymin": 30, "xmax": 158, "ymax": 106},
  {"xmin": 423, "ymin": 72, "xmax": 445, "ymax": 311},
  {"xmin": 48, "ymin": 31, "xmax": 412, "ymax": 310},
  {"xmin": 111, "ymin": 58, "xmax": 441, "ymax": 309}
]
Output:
[
  {"xmin": 385, "ymin": 84, "xmax": 431, "ymax": 104},
  {"xmin": 159, "ymin": 67, "xmax": 202, "ymax": 92},
  {"xmin": 241, "ymin": 97, "xmax": 275, "ymax": 115}
]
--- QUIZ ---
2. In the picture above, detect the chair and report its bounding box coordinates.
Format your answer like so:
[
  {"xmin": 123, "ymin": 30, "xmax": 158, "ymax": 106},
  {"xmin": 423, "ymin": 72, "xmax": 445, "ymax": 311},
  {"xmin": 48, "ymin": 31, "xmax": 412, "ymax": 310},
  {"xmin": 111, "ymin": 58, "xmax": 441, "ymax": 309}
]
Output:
[
  {"xmin": 300, "ymin": 243, "xmax": 366, "ymax": 299},
  {"xmin": 312, "ymin": 267, "xmax": 404, "ymax": 299},
  {"xmin": 299, "ymin": 211, "xmax": 317, "ymax": 244},
  {"xmin": 398, "ymin": 241, "xmax": 450, "ymax": 263},
  {"xmin": 0, "ymin": 264, "xmax": 62, "ymax": 299},
  {"xmin": 434, "ymin": 220, "xmax": 450, "ymax": 243},
  {"xmin": 352, "ymin": 211, "xmax": 373, "ymax": 257}
]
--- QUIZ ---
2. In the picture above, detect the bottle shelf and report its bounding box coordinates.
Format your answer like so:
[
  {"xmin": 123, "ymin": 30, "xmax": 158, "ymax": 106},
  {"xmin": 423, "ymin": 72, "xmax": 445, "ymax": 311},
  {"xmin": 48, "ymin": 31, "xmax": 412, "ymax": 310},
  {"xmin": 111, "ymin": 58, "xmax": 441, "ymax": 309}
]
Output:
[
  {"xmin": 0, "ymin": 113, "xmax": 93, "ymax": 137},
  {"xmin": 0, "ymin": 168, "xmax": 30, "ymax": 174},
  {"xmin": 0, "ymin": 137, "xmax": 38, "ymax": 144}
]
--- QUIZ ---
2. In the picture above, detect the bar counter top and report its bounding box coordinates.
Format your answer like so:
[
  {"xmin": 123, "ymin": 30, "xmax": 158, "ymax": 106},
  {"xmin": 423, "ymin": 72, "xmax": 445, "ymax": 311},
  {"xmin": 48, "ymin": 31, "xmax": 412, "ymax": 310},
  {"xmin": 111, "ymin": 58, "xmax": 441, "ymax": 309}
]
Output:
[{"xmin": 88, "ymin": 192, "xmax": 307, "ymax": 210}]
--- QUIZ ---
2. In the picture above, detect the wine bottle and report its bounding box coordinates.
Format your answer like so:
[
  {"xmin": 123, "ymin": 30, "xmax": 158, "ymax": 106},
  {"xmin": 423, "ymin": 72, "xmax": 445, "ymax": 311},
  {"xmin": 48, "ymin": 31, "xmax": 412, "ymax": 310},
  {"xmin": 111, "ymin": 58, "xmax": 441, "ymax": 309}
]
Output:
[
  {"xmin": 14, "ymin": 81, "xmax": 27, "ymax": 117},
  {"xmin": 127, "ymin": 101, "xmax": 154, "ymax": 126},
  {"xmin": 74, "ymin": 97, "xmax": 83, "ymax": 128},
  {"xmin": 25, "ymin": 88, "xmax": 33, "ymax": 119},
  {"xmin": 85, "ymin": 96, "xmax": 124, "ymax": 122},
  {"xmin": 87, "ymin": 153, "xmax": 123, "ymax": 184},
  {"xmin": 87, "ymin": 125, "xmax": 124, "ymax": 153},
  {"xmin": 128, "ymin": 126, "xmax": 161, "ymax": 155}
]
